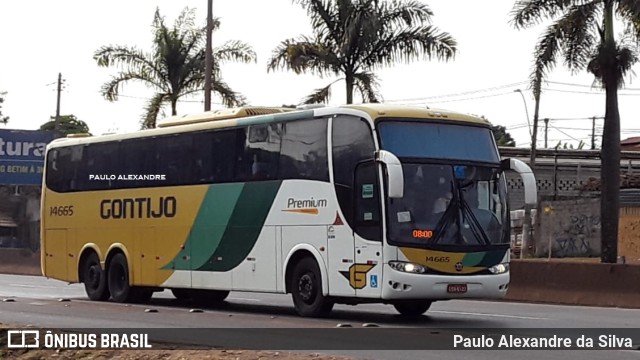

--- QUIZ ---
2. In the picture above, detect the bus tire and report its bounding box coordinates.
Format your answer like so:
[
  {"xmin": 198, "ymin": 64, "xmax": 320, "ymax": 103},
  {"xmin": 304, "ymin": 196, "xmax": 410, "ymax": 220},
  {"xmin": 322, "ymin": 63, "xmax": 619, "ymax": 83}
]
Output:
[
  {"xmin": 291, "ymin": 257, "xmax": 333, "ymax": 317},
  {"xmin": 171, "ymin": 288, "xmax": 192, "ymax": 301},
  {"xmin": 81, "ymin": 252, "xmax": 110, "ymax": 301},
  {"xmin": 132, "ymin": 289, "xmax": 154, "ymax": 304},
  {"xmin": 393, "ymin": 300, "xmax": 432, "ymax": 317},
  {"xmin": 107, "ymin": 253, "xmax": 136, "ymax": 303}
]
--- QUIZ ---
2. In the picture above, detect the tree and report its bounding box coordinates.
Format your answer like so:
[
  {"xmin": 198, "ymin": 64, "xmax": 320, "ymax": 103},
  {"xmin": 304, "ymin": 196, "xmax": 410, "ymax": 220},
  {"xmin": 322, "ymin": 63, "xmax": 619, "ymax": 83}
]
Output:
[
  {"xmin": 0, "ymin": 91, "xmax": 9, "ymax": 124},
  {"xmin": 40, "ymin": 115, "xmax": 91, "ymax": 135},
  {"xmin": 511, "ymin": 0, "xmax": 640, "ymax": 263},
  {"xmin": 267, "ymin": 0, "xmax": 457, "ymax": 105},
  {"xmin": 554, "ymin": 140, "xmax": 586, "ymax": 150},
  {"xmin": 94, "ymin": 7, "xmax": 256, "ymax": 129},
  {"xmin": 492, "ymin": 125, "xmax": 516, "ymax": 147}
]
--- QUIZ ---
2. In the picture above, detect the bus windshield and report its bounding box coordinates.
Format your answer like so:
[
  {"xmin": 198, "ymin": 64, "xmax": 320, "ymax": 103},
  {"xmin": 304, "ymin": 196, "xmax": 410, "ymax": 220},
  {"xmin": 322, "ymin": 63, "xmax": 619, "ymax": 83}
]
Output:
[
  {"xmin": 379, "ymin": 121, "xmax": 508, "ymax": 248},
  {"xmin": 377, "ymin": 121, "xmax": 500, "ymax": 163},
  {"xmin": 385, "ymin": 163, "xmax": 509, "ymax": 247}
]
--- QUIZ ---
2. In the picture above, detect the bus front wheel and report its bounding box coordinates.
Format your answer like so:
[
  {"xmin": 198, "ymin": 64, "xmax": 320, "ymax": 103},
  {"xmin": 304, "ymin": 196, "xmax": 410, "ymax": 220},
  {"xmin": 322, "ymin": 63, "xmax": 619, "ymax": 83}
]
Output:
[
  {"xmin": 81, "ymin": 252, "xmax": 110, "ymax": 301},
  {"xmin": 291, "ymin": 257, "xmax": 333, "ymax": 317},
  {"xmin": 393, "ymin": 300, "xmax": 432, "ymax": 317}
]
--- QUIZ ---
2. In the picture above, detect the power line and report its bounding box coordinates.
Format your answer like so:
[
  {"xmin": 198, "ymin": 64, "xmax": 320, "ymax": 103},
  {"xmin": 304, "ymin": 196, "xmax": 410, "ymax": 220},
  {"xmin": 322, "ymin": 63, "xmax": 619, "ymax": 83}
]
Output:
[
  {"xmin": 384, "ymin": 81, "xmax": 528, "ymax": 103},
  {"xmin": 546, "ymin": 80, "xmax": 640, "ymax": 91},
  {"xmin": 544, "ymin": 116, "xmax": 604, "ymax": 121},
  {"xmin": 547, "ymin": 124, "xmax": 582, "ymax": 142},
  {"xmin": 542, "ymin": 88, "xmax": 640, "ymax": 96}
]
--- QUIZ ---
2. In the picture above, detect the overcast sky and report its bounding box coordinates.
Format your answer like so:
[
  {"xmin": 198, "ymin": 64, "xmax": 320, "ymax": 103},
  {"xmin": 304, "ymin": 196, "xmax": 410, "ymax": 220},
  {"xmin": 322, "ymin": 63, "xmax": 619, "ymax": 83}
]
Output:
[{"xmin": 1, "ymin": 0, "xmax": 639, "ymax": 147}]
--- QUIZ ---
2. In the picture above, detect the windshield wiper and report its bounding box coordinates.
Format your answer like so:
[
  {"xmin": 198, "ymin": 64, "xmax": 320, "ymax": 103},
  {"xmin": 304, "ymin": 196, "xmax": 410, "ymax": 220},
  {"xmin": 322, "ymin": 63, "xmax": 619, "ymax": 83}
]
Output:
[
  {"xmin": 430, "ymin": 196, "xmax": 457, "ymax": 245},
  {"xmin": 460, "ymin": 197, "xmax": 492, "ymax": 246}
]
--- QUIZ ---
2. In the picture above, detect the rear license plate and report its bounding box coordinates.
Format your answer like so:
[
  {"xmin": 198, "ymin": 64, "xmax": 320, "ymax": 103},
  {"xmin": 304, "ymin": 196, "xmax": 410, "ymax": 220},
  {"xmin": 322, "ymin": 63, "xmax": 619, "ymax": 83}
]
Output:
[{"xmin": 447, "ymin": 284, "xmax": 467, "ymax": 293}]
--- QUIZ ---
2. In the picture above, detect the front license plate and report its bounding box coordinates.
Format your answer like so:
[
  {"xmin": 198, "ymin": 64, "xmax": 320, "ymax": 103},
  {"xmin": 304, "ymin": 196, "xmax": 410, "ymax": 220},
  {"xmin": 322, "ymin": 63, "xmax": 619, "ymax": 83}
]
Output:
[{"xmin": 447, "ymin": 284, "xmax": 467, "ymax": 293}]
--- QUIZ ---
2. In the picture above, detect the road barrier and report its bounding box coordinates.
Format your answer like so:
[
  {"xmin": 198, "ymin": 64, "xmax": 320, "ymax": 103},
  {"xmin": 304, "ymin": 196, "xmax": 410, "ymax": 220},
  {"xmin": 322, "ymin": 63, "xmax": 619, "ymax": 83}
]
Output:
[
  {"xmin": 0, "ymin": 248, "xmax": 41, "ymax": 276},
  {"xmin": 506, "ymin": 259, "xmax": 640, "ymax": 308}
]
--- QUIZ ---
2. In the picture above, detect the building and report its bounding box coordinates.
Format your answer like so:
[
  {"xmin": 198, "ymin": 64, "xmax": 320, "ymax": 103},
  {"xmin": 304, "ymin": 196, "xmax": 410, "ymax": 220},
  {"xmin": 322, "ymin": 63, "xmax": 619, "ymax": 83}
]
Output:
[{"xmin": 621, "ymin": 137, "xmax": 640, "ymax": 151}]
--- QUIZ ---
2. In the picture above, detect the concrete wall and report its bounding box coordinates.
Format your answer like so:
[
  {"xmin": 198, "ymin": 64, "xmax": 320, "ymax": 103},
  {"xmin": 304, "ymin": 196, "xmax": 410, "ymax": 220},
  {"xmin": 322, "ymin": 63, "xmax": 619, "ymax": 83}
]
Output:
[
  {"xmin": 506, "ymin": 260, "xmax": 640, "ymax": 308},
  {"xmin": 0, "ymin": 186, "xmax": 42, "ymax": 251},
  {"xmin": 533, "ymin": 198, "xmax": 601, "ymax": 257}
]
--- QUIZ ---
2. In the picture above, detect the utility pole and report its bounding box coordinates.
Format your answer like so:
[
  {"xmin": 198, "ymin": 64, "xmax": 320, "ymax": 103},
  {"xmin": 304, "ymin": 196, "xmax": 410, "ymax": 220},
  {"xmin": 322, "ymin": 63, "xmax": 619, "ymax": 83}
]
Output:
[
  {"xmin": 204, "ymin": 0, "xmax": 213, "ymax": 111},
  {"xmin": 544, "ymin": 118, "xmax": 549, "ymax": 148},
  {"xmin": 55, "ymin": 73, "xmax": 63, "ymax": 133},
  {"xmin": 591, "ymin": 116, "xmax": 596, "ymax": 150}
]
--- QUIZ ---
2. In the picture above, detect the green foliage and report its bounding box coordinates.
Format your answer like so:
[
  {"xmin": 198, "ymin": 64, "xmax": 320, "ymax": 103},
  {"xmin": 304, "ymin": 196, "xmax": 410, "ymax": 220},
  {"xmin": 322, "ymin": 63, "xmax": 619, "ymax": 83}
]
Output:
[
  {"xmin": 554, "ymin": 140, "xmax": 586, "ymax": 150},
  {"xmin": 40, "ymin": 115, "xmax": 91, "ymax": 135},
  {"xmin": 94, "ymin": 7, "xmax": 256, "ymax": 129},
  {"xmin": 268, "ymin": 0, "xmax": 457, "ymax": 105},
  {"xmin": 0, "ymin": 91, "xmax": 9, "ymax": 124},
  {"xmin": 491, "ymin": 125, "xmax": 516, "ymax": 147}
]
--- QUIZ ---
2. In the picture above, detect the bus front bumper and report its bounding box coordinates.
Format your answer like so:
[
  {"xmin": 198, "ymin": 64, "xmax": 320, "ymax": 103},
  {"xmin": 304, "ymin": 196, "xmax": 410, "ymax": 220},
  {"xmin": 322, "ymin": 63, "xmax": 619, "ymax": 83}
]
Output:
[{"xmin": 381, "ymin": 264, "xmax": 510, "ymax": 300}]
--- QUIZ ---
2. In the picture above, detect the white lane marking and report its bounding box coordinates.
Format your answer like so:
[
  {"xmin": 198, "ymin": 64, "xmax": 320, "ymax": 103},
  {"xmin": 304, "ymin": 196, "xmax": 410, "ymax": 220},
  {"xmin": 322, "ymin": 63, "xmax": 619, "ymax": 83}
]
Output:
[
  {"xmin": 28, "ymin": 302, "xmax": 46, "ymax": 306},
  {"xmin": 228, "ymin": 297, "xmax": 261, "ymax": 302},
  {"xmin": 431, "ymin": 310, "xmax": 547, "ymax": 320}
]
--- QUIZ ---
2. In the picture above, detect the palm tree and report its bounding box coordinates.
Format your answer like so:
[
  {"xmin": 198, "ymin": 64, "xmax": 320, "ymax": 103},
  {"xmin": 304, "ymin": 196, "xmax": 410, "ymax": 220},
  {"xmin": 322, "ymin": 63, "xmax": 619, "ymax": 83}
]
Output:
[
  {"xmin": 511, "ymin": 0, "xmax": 640, "ymax": 263},
  {"xmin": 94, "ymin": 7, "xmax": 256, "ymax": 128},
  {"xmin": 268, "ymin": 0, "xmax": 457, "ymax": 105}
]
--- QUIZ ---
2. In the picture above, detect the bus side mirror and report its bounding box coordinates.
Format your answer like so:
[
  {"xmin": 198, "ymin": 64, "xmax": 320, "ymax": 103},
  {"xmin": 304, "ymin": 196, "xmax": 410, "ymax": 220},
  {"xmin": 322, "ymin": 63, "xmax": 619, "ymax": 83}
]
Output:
[
  {"xmin": 375, "ymin": 150, "xmax": 404, "ymax": 198},
  {"xmin": 502, "ymin": 158, "xmax": 537, "ymax": 206}
]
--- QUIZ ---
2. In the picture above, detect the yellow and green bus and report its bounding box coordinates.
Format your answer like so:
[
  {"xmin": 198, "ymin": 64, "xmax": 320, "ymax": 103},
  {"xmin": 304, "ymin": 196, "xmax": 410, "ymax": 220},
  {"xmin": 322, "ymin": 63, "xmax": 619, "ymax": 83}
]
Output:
[{"xmin": 41, "ymin": 104, "xmax": 536, "ymax": 317}]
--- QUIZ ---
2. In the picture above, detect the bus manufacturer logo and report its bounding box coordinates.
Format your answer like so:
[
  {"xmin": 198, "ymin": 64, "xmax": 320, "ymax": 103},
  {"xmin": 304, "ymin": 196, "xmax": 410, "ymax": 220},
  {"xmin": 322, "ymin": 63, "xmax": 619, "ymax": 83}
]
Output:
[
  {"xmin": 339, "ymin": 264, "xmax": 375, "ymax": 289},
  {"xmin": 455, "ymin": 262, "xmax": 464, "ymax": 272}
]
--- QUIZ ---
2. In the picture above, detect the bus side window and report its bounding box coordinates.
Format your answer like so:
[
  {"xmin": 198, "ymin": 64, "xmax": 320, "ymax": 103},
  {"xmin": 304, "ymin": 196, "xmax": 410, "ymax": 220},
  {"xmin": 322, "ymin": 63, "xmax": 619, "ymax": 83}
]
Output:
[
  {"xmin": 46, "ymin": 149, "xmax": 64, "ymax": 192},
  {"xmin": 210, "ymin": 129, "xmax": 236, "ymax": 183},
  {"xmin": 332, "ymin": 116, "xmax": 375, "ymax": 229},
  {"xmin": 240, "ymin": 125, "xmax": 280, "ymax": 181},
  {"xmin": 157, "ymin": 134, "xmax": 193, "ymax": 186},
  {"xmin": 279, "ymin": 118, "xmax": 329, "ymax": 182}
]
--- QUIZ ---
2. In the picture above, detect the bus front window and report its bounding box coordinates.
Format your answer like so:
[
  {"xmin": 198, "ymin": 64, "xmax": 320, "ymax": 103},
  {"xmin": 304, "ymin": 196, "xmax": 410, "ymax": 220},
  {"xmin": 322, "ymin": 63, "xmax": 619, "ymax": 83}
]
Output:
[{"xmin": 387, "ymin": 163, "xmax": 508, "ymax": 248}]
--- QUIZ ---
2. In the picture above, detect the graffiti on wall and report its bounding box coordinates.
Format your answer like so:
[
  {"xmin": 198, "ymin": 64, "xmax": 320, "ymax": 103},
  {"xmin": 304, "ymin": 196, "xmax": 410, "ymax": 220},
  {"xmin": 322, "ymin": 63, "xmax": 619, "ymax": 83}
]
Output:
[{"xmin": 554, "ymin": 214, "xmax": 600, "ymax": 257}]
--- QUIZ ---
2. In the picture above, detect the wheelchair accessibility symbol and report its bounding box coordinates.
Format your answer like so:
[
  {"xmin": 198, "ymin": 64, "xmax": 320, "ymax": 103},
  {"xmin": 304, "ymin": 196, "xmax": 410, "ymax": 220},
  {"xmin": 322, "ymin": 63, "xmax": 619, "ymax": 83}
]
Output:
[{"xmin": 370, "ymin": 275, "xmax": 378, "ymax": 288}]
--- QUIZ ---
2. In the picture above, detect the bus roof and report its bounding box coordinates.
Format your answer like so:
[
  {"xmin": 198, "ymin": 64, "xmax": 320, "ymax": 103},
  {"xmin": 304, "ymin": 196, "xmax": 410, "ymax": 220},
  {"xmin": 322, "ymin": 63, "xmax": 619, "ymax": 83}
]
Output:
[
  {"xmin": 46, "ymin": 104, "xmax": 490, "ymax": 149},
  {"xmin": 340, "ymin": 104, "xmax": 490, "ymax": 125},
  {"xmin": 157, "ymin": 104, "xmax": 490, "ymax": 127}
]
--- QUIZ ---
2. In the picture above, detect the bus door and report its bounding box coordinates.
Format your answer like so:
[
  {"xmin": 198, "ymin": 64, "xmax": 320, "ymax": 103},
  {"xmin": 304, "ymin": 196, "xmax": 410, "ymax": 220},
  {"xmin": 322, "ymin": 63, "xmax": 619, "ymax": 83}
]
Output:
[{"xmin": 352, "ymin": 161, "xmax": 383, "ymax": 298}]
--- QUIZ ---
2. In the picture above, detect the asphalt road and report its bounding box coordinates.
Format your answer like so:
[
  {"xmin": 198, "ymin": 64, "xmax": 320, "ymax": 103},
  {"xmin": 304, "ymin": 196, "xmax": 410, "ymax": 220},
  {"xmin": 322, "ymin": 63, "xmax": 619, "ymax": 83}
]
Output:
[{"xmin": 0, "ymin": 274, "xmax": 639, "ymax": 360}]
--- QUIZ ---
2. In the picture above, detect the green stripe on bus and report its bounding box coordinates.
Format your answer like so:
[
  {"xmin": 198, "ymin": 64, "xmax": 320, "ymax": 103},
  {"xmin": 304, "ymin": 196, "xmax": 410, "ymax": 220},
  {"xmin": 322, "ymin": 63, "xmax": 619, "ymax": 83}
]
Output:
[
  {"xmin": 162, "ymin": 183, "xmax": 245, "ymax": 270},
  {"xmin": 196, "ymin": 180, "xmax": 282, "ymax": 271},
  {"xmin": 461, "ymin": 249, "xmax": 507, "ymax": 267}
]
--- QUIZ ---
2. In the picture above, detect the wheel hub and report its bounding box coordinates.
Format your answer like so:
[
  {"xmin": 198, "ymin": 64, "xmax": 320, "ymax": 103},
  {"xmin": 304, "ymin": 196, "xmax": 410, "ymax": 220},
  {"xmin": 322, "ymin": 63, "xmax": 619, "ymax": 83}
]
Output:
[
  {"xmin": 298, "ymin": 274, "xmax": 314, "ymax": 302},
  {"xmin": 87, "ymin": 265, "xmax": 100, "ymax": 289}
]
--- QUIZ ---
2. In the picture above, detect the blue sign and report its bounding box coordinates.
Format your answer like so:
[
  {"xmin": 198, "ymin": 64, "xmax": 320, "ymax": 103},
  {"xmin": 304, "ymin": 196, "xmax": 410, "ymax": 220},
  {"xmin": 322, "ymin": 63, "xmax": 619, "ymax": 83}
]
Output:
[
  {"xmin": 370, "ymin": 274, "xmax": 378, "ymax": 288},
  {"xmin": 0, "ymin": 129, "xmax": 57, "ymax": 185}
]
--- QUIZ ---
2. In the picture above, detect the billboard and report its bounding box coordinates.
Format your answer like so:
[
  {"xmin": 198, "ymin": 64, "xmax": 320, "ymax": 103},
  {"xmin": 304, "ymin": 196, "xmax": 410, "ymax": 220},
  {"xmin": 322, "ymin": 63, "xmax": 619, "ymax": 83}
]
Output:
[{"xmin": 0, "ymin": 129, "xmax": 57, "ymax": 185}]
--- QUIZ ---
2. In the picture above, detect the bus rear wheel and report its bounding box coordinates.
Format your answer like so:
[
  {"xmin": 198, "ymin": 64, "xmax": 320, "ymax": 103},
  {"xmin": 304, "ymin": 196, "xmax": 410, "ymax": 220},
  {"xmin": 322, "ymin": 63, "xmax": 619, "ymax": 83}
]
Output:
[
  {"xmin": 393, "ymin": 300, "xmax": 432, "ymax": 317},
  {"xmin": 82, "ymin": 252, "xmax": 109, "ymax": 301},
  {"xmin": 291, "ymin": 257, "xmax": 333, "ymax": 317},
  {"xmin": 107, "ymin": 253, "xmax": 151, "ymax": 303}
]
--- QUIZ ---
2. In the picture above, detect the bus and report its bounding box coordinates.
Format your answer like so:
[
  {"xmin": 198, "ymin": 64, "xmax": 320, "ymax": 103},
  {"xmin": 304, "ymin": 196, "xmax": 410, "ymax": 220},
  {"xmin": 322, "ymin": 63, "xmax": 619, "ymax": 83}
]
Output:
[{"xmin": 41, "ymin": 104, "xmax": 537, "ymax": 317}]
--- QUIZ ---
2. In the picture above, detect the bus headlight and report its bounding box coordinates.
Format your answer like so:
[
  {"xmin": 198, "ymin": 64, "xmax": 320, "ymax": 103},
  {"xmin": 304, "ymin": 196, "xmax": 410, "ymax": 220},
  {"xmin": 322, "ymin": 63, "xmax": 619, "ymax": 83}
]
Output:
[
  {"xmin": 488, "ymin": 263, "xmax": 509, "ymax": 274},
  {"xmin": 389, "ymin": 261, "xmax": 427, "ymax": 274}
]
